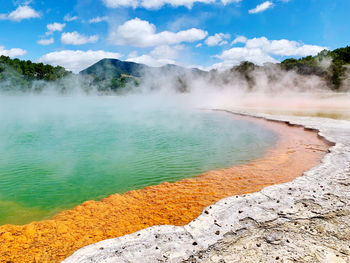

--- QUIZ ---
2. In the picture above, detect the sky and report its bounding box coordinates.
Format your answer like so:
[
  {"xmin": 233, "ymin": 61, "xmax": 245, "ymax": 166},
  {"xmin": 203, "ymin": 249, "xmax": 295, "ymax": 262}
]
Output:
[{"xmin": 0, "ymin": 0, "xmax": 349, "ymax": 73}]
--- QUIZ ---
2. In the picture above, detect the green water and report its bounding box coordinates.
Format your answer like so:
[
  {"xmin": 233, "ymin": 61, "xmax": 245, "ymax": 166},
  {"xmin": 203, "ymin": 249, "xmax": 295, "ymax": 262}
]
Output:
[{"xmin": 0, "ymin": 95, "xmax": 277, "ymax": 225}]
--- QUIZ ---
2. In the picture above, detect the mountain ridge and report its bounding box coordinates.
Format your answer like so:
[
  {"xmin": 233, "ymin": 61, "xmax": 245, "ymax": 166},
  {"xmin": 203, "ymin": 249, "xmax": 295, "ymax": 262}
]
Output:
[{"xmin": 79, "ymin": 58, "xmax": 205, "ymax": 79}]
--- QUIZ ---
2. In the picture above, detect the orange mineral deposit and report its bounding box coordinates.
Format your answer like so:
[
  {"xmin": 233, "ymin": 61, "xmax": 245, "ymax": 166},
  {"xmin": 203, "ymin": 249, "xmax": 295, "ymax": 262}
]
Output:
[{"xmin": 0, "ymin": 114, "xmax": 330, "ymax": 263}]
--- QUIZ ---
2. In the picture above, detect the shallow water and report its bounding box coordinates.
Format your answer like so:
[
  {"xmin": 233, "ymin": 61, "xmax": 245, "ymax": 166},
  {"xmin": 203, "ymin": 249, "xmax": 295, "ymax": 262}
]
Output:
[{"xmin": 0, "ymin": 95, "xmax": 276, "ymax": 225}]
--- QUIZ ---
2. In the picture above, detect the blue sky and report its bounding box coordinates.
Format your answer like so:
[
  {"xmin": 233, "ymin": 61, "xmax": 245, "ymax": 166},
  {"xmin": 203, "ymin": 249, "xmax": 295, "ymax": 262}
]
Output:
[{"xmin": 0, "ymin": 0, "xmax": 349, "ymax": 72}]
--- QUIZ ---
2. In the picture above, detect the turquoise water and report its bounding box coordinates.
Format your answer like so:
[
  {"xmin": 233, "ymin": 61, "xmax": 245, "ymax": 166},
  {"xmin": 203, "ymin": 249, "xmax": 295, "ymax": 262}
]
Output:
[{"xmin": 0, "ymin": 95, "xmax": 277, "ymax": 225}]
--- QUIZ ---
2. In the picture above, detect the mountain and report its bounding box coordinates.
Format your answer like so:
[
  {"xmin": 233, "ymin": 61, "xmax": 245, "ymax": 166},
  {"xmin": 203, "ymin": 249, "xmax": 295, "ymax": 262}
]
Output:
[
  {"xmin": 79, "ymin": 58, "xmax": 206, "ymax": 93},
  {"xmin": 80, "ymin": 46, "xmax": 350, "ymax": 93},
  {"xmin": 80, "ymin": 58, "xmax": 146, "ymax": 79},
  {"xmin": 80, "ymin": 58, "xmax": 205, "ymax": 79},
  {"xmin": 1, "ymin": 46, "xmax": 349, "ymax": 94}
]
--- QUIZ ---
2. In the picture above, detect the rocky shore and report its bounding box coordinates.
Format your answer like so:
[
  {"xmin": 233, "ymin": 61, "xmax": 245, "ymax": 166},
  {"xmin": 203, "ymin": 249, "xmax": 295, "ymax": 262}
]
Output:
[{"xmin": 63, "ymin": 111, "xmax": 350, "ymax": 263}]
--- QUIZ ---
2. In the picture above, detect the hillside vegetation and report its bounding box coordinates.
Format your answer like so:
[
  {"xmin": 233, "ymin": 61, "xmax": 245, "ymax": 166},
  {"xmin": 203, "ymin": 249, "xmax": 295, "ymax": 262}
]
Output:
[
  {"xmin": 280, "ymin": 46, "xmax": 350, "ymax": 89},
  {"xmin": 79, "ymin": 58, "xmax": 205, "ymax": 93},
  {"xmin": 0, "ymin": 46, "xmax": 349, "ymax": 94},
  {"xmin": 79, "ymin": 58, "xmax": 143, "ymax": 93},
  {"xmin": 0, "ymin": 55, "xmax": 71, "ymax": 92},
  {"xmin": 225, "ymin": 46, "xmax": 350, "ymax": 91}
]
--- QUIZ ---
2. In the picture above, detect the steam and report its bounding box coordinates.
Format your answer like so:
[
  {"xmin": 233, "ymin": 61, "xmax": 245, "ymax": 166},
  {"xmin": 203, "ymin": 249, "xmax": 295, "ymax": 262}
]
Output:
[
  {"xmin": 0, "ymin": 57, "xmax": 349, "ymax": 119},
  {"xmin": 127, "ymin": 61, "xmax": 350, "ymax": 117}
]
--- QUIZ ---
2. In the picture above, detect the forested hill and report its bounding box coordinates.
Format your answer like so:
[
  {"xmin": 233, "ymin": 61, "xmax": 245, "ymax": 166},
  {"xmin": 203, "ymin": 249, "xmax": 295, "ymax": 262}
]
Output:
[
  {"xmin": 0, "ymin": 55, "xmax": 71, "ymax": 92},
  {"xmin": 280, "ymin": 46, "xmax": 350, "ymax": 89},
  {"xmin": 79, "ymin": 59, "xmax": 146, "ymax": 92},
  {"xmin": 80, "ymin": 58, "xmax": 145, "ymax": 78},
  {"xmin": 0, "ymin": 46, "xmax": 349, "ymax": 93},
  {"xmin": 80, "ymin": 58, "xmax": 203, "ymax": 78},
  {"xmin": 79, "ymin": 58, "xmax": 205, "ymax": 93},
  {"xmin": 0, "ymin": 55, "xmax": 70, "ymax": 81},
  {"xmin": 226, "ymin": 46, "xmax": 350, "ymax": 91}
]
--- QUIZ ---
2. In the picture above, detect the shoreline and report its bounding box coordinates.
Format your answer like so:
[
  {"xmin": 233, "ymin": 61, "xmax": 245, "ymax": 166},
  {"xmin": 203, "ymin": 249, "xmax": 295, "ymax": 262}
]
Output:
[
  {"xmin": 0, "ymin": 112, "xmax": 330, "ymax": 262},
  {"xmin": 63, "ymin": 110, "xmax": 350, "ymax": 263}
]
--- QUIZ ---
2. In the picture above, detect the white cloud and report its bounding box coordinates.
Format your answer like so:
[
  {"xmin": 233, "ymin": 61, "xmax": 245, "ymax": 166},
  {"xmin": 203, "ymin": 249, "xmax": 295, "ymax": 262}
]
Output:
[
  {"xmin": 103, "ymin": 0, "xmax": 139, "ymax": 8},
  {"xmin": 150, "ymin": 45, "xmax": 178, "ymax": 59},
  {"xmin": 126, "ymin": 45, "xmax": 181, "ymax": 67},
  {"xmin": 221, "ymin": 0, "xmax": 242, "ymax": 4},
  {"xmin": 216, "ymin": 47, "xmax": 278, "ymax": 68},
  {"xmin": 47, "ymin": 22, "xmax": 65, "ymax": 32},
  {"xmin": 128, "ymin": 51, "xmax": 139, "ymax": 59},
  {"xmin": 231, "ymin": 35, "xmax": 247, "ymax": 44},
  {"xmin": 126, "ymin": 54, "xmax": 175, "ymax": 67},
  {"xmin": 0, "ymin": 5, "xmax": 40, "ymax": 22},
  {"xmin": 61, "ymin": 32, "xmax": 99, "ymax": 45},
  {"xmin": 110, "ymin": 18, "xmax": 207, "ymax": 47},
  {"xmin": 205, "ymin": 33, "xmax": 230, "ymax": 46},
  {"xmin": 102, "ymin": 0, "xmax": 241, "ymax": 9},
  {"xmin": 244, "ymin": 37, "xmax": 327, "ymax": 56},
  {"xmin": 0, "ymin": 46, "xmax": 27, "ymax": 57},
  {"xmin": 37, "ymin": 38, "xmax": 54, "ymax": 45},
  {"xmin": 39, "ymin": 50, "xmax": 123, "ymax": 73},
  {"xmin": 248, "ymin": 1, "xmax": 273, "ymax": 14},
  {"xmin": 64, "ymin": 14, "xmax": 78, "ymax": 22},
  {"xmin": 213, "ymin": 36, "xmax": 327, "ymax": 70},
  {"xmin": 88, "ymin": 16, "xmax": 108, "ymax": 23}
]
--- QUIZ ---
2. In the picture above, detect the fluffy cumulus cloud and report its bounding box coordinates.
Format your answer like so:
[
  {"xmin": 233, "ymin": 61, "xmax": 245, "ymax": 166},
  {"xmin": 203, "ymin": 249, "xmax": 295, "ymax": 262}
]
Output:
[
  {"xmin": 47, "ymin": 22, "xmax": 65, "ymax": 32},
  {"xmin": 248, "ymin": 1, "xmax": 273, "ymax": 14},
  {"xmin": 213, "ymin": 36, "xmax": 327, "ymax": 70},
  {"xmin": 215, "ymin": 47, "xmax": 278, "ymax": 68},
  {"xmin": 110, "ymin": 18, "xmax": 207, "ymax": 47},
  {"xmin": 61, "ymin": 32, "xmax": 99, "ymax": 45},
  {"xmin": 244, "ymin": 37, "xmax": 327, "ymax": 56},
  {"xmin": 0, "ymin": 45, "xmax": 27, "ymax": 57},
  {"xmin": 205, "ymin": 33, "xmax": 230, "ymax": 46},
  {"xmin": 64, "ymin": 14, "xmax": 78, "ymax": 22},
  {"xmin": 221, "ymin": 0, "xmax": 242, "ymax": 4},
  {"xmin": 126, "ymin": 45, "xmax": 182, "ymax": 67},
  {"xmin": 126, "ymin": 54, "xmax": 175, "ymax": 67},
  {"xmin": 150, "ymin": 45, "xmax": 180, "ymax": 59},
  {"xmin": 37, "ymin": 38, "xmax": 54, "ymax": 45},
  {"xmin": 39, "ymin": 50, "xmax": 123, "ymax": 73},
  {"xmin": 103, "ymin": 0, "xmax": 241, "ymax": 9},
  {"xmin": 88, "ymin": 16, "xmax": 108, "ymax": 23},
  {"xmin": 231, "ymin": 35, "xmax": 247, "ymax": 44},
  {"xmin": 0, "ymin": 5, "xmax": 40, "ymax": 22}
]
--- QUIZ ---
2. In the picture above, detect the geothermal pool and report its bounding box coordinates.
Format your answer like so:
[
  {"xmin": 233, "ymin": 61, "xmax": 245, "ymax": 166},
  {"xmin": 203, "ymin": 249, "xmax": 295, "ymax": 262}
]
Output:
[{"xmin": 0, "ymin": 95, "xmax": 276, "ymax": 225}]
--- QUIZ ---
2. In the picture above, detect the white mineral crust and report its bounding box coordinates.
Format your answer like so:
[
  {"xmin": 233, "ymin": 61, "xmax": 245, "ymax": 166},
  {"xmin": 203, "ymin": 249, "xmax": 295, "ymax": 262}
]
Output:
[{"xmin": 63, "ymin": 111, "xmax": 350, "ymax": 263}]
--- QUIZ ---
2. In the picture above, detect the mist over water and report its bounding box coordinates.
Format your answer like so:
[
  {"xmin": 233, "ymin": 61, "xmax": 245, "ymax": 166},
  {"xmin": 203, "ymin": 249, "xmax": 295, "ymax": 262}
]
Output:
[
  {"xmin": 0, "ymin": 94, "xmax": 276, "ymax": 225},
  {"xmin": 1, "ymin": 55, "xmax": 349, "ymax": 225}
]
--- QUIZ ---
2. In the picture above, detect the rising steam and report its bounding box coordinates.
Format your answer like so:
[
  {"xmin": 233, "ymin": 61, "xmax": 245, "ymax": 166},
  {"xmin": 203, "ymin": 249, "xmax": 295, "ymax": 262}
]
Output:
[{"xmin": 0, "ymin": 56, "xmax": 349, "ymax": 119}]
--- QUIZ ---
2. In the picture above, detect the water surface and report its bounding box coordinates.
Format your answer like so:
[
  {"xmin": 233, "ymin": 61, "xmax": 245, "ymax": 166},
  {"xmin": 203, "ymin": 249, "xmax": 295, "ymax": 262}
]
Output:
[{"xmin": 0, "ymin": 95, "xmax": 277, "ymax": 225}]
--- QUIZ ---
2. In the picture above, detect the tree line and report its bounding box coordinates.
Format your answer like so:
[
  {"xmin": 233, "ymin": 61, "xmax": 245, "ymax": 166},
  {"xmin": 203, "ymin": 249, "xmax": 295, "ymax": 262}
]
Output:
[
  {"xmin": 280, "ymin": 46, "xmax": 350, "ymax": 89},
  {"xmin": 1, "ymin": 46, "xmax": 349, "ymax": 93},
  {"xmin": 0, "ymin": 55, "xmax": 70, "ymax": 81}
]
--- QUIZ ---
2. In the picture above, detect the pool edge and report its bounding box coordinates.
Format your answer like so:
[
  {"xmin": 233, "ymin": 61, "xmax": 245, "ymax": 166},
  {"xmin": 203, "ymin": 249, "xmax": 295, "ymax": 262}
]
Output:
[{"xmin": 62, "ymin": 111, "xmax": 350, "ymax": 262}]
